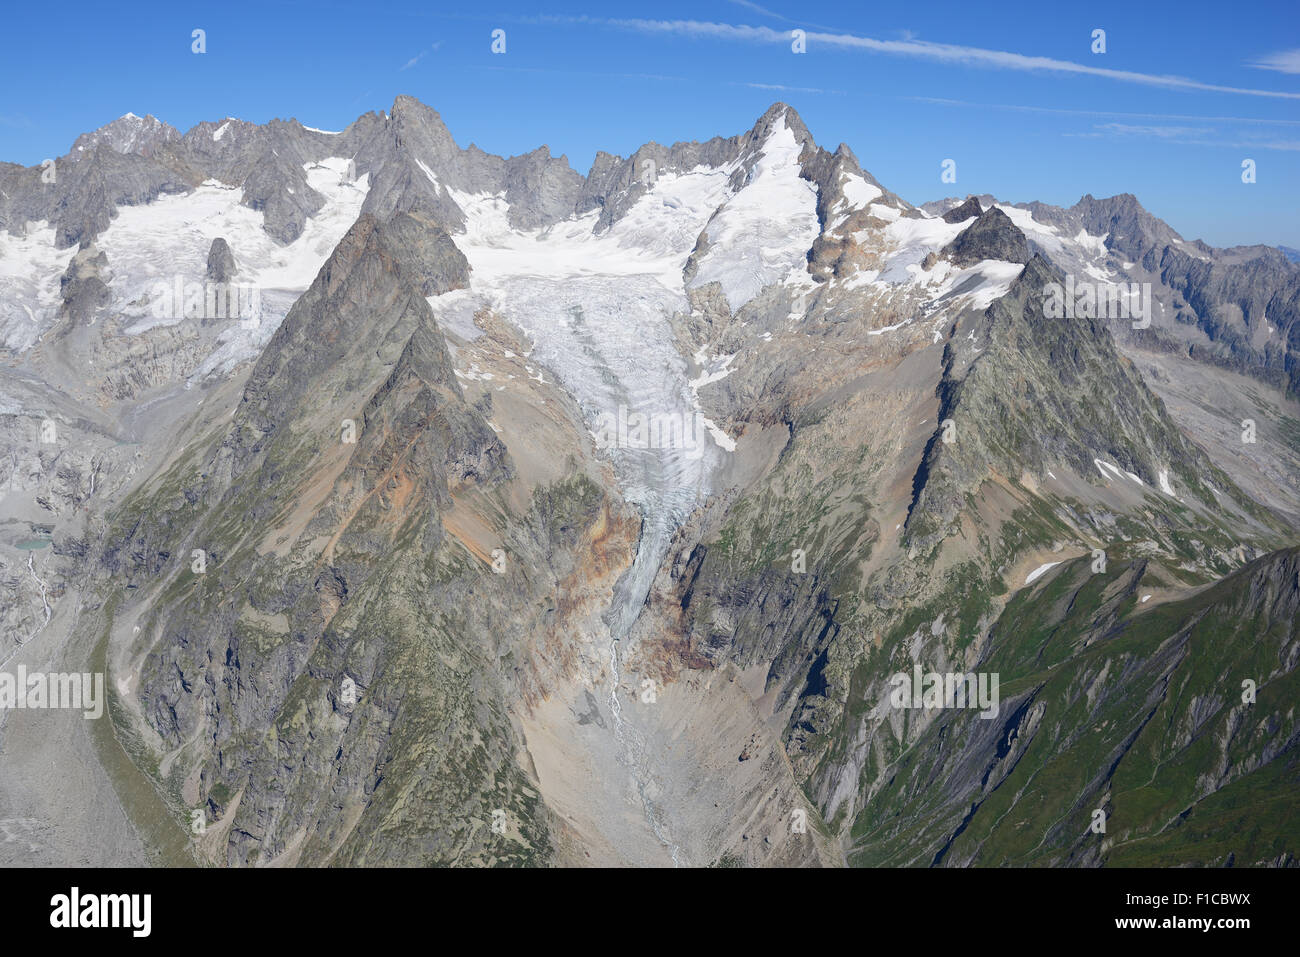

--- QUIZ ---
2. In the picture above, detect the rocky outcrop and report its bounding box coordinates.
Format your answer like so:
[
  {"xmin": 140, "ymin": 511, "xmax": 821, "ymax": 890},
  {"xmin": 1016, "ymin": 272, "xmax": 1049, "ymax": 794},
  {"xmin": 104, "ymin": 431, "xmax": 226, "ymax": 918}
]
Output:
[
  {"xmin": 206, "ymin": 237, "xmax": 237, "ymax": 284},
  {"xmin": 238, "ymin": 146, "xmax": 325, "ymax": 244},
  {"xmin": 940, "ymin": 207, "xmax": 1030, "ymax": 267},
  {"xmin": 49, "ymin": 146, "xmax": 193, "ymax": 249},
  {"xmin": 70, "ymin": 113, "xmax": 181, "ymax": 161},
  {"xmin": 941, "ymin": 195, "xmax": 983, "ymax": 224},
  {"xmin": 58, "ymin": 244, "xmax": 111, "ymax": 323},
  {"xmin": 376, "ymin": 211, "xmax": 470, "ymax": 295}
]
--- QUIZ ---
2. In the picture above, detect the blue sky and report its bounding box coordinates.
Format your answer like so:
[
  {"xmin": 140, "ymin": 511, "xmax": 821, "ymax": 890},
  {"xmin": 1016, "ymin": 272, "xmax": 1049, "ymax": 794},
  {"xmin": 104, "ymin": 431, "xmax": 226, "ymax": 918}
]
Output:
[{"xmin": 2, "ymin": 0, "xmax": 1297, "ymax": 247}]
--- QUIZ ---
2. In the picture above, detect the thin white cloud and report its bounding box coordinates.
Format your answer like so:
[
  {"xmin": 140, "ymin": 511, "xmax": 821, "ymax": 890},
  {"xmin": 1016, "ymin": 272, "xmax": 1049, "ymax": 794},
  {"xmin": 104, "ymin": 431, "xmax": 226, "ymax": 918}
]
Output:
[
  {"xmin": 573, "ymin": 17, "xmax": 1300, "ymax": 100},
  {"xmin": 743, "ymin": 81, "xmax": 843, "ymax": 94},
  {"xmin": 721, "ymin": 0, "xmax": 845, "ymax": 32},
  {"xmin": 1078, "ymin": 123, "xmax": 1300, "ymax": 152},
  {"xmin": 400, "ymin": 42, "xmax": 441, "ymax": 71},
  {"xmin": 727, "ymin": 0, "xmax": 785, "ymax": 19},
  {"xmin": 1250, "ymin": 48, "xmax": 1300, "ymax": 75},
  {"xmin": 1095, "ymin": 123, "xmax": 1214, "ymax": 138},
  {"xmin": 474, "ymin": 64, "xmax": 684, "ymax": 83},
  {"xmin": 905, "ymin": 96, "xmax": 1300, "ymax": 126}
]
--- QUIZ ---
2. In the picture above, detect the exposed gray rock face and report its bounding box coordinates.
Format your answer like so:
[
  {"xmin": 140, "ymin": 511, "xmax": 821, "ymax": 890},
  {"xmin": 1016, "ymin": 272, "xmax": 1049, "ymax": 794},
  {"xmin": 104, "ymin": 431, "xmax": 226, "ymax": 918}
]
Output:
[
  {"xmin": 921, "ymin": 189, "xmax": 1300, "ymax": 398},
  {"xmin": 70, "ymin": 113, "xmax": 181, "ymax": 161},
  {"xmin": 7, "ymin": 98, "xmax": 1300, "ymax": 871},
  {"xmin": 803, "ymin": 139, "xmax": 915, "ymax": 280},
  {"xmin": 206, "ymin": 238, "xmax": 237, "ymax": 284},
  {"xmin": 940, "ymin": 207, "xmax": 1031, "ymax": 268},
  {"xmin": 1073, "ymin": 192, "xmax": 1184, "ymax": 263},
  {"xmin": 941, "ymin": 195, "xmax": 983, "ymax": 224},
  {"xmin": 215, "ymin": 213, "xmax": 463, "ymax": 480},
  {"xmin": 97, "ymin": 208, "xmax": 586, "ymax": 866},
  {"xmin": 238, "ymin": 145, "xmax": 325, "ymax": 243},
  {"xmin": 179, "ymin": 118, "xmax": 266, "ymax": 182},
  {"xmin": 990, "ymin": 192, "xmax": 1300, "ymax": 399},
  {"xmin": 576, "ymin": 137, "xmax": 735, "ymax": 232},
  {"xmin": 500, "ymin": 146, "xmax": 584, "ymax": 230},
  {"xmin": 355, "ymin": 96, "xmax": 584, "ymax": 234},
  {"xmin": 377, "ymin": 211, "xmax": 470, "ymax": 295},
  {"xmin": 3, "ymin": 111, "xmax": 388, "ymax": 252},
  {"xmin": 1138, "ymin": 241, "xmax": 1300, "ymax": 397},
  {"xmin": 57, "ymin": 245, "xmax": 112, "ymax": 324}
]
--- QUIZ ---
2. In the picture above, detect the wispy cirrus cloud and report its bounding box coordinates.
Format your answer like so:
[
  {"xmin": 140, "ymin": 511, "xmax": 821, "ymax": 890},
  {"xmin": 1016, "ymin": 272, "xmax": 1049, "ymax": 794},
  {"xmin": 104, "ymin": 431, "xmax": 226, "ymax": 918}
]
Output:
[
  {"xmin": 474, "ymin": 64, "xmax": 684, "ymax": 83},
  {"xmin": 721, "ymin": 0, "xmax": 845, "ymax": 32},
  {"xmin": 905, "ymin": 96, "xmax": 1300, "ymax": 127},
  {"xmin": 400, "ymin": 42, "xmax": 441, "ymax": 71},
  {"xmin": 1249, "ymin": 48, "xmax": 1300, "ymax": 74},
  {"xmin": 1095, "ymin": 123, "xmax": 1215, "ymax": 138},
  {"xmin": 558, "ymin": 16, "xmax": 1300, "ymax": 100},
  {"xmin": 742, "ymin": 81, "xmax": 844, "ymax": 95},
  {"xmin": 1074, "ymin": 122, "xmax": 1300, "ymax": 152},
  {"xmin": 726, "ymin": 0, "xmax": 786, "ymax": 18}
]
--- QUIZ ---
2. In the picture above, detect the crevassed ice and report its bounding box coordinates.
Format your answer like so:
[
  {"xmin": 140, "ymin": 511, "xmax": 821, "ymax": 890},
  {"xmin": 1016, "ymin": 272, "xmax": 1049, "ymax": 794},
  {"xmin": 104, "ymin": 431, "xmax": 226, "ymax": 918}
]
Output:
[
  {"xmin": 444, "ymin": 160, "xmax": 752, "ymax": 639},
  {"xmin": 0, "ymin": 221, "xmax": 78, "ymax": 352}
]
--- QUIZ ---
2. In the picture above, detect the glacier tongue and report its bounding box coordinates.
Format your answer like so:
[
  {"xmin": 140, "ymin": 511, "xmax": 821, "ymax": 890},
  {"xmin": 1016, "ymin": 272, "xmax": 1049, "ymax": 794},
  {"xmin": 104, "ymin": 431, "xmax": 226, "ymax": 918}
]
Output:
[
  {"xmin": 445, "ymin": 167, "xmax": 741, "ymax": 553},
  {"xmin": 446, "ymin": 158, "xmax": 763, "ymax": 866}
]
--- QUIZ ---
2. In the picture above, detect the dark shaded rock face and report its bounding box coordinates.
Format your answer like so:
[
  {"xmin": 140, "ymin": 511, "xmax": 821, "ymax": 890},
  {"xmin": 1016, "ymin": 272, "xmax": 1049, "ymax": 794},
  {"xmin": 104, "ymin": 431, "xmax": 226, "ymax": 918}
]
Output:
[
  {"xmin": 239, "ymin": 148, "xmax": 325, "ymax": 243},
  {"xmin": 942, "ymin": 207, "xmax": 1030, "ymax": 267},
  {"xmin": 941, "ymin": 196, "xmax": 983, "ymax": 224},
  {"xmin": 1074, "ymin": 192, "xmax": 1182, "ymax": 264},
  {"xmin": 206, "ymin": 237, "xmax": 237, "ymax": 283},
  {"xmin": 378, "ymin": 211, "xmax": 471, "ymax": 295}
]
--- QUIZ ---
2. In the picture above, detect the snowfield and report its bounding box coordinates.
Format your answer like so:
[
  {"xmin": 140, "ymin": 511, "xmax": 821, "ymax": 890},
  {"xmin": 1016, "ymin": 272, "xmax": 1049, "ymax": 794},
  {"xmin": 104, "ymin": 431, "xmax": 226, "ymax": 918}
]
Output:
[{"xmin": 687, "ymin": 117, "xmax": 821, "ymax": 312}]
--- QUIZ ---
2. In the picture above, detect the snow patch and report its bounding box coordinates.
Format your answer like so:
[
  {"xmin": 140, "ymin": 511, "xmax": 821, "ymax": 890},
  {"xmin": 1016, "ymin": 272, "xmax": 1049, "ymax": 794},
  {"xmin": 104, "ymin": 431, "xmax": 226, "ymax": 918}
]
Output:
[
  {"xmin": 840, "ymin": 173, "xmax": 882, "ymax": 209},
  {"xmin": 1025, "ymin": 561, "xmax": 1062, "ymax": 585}
]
